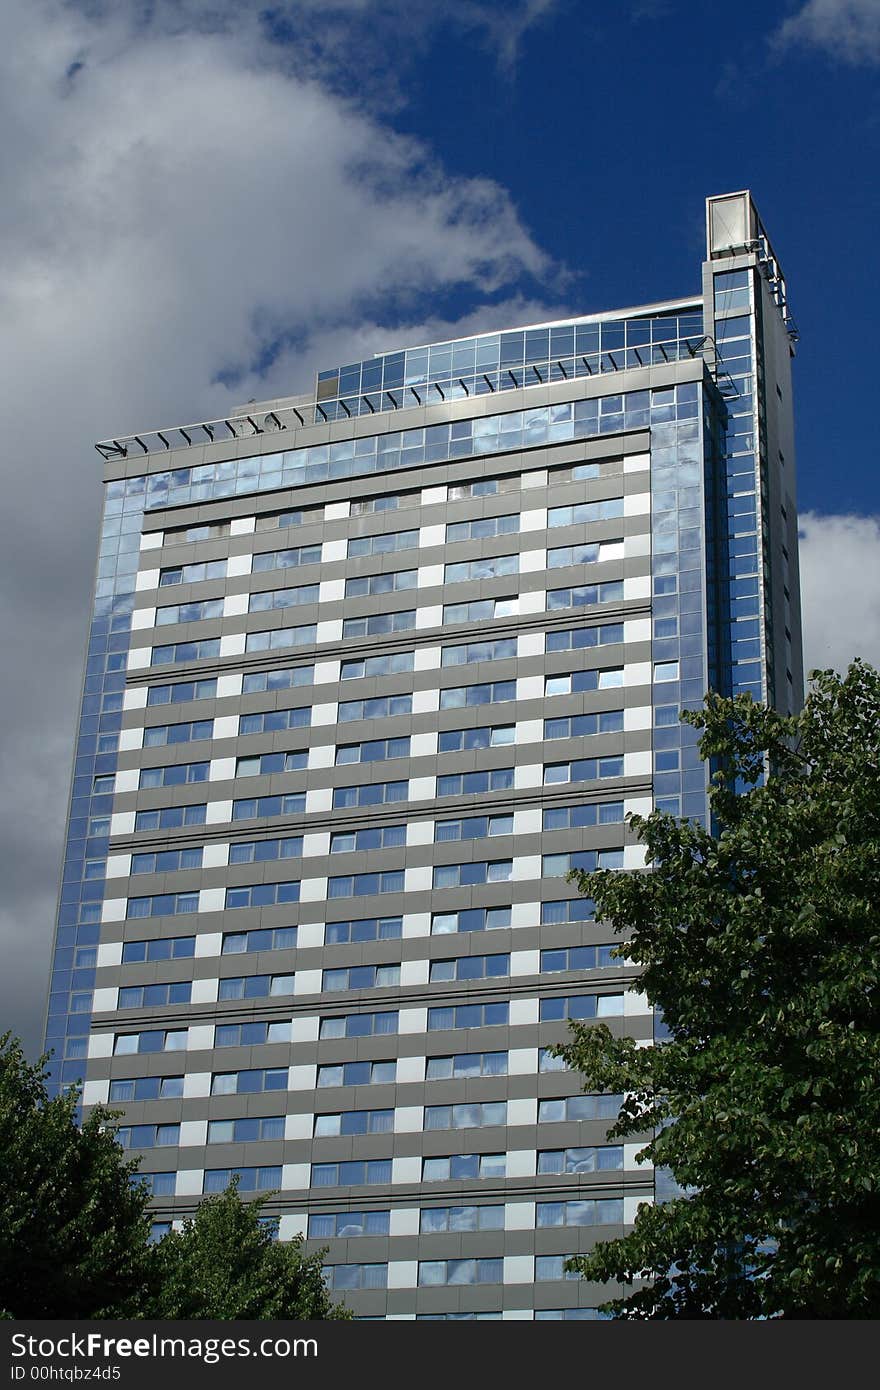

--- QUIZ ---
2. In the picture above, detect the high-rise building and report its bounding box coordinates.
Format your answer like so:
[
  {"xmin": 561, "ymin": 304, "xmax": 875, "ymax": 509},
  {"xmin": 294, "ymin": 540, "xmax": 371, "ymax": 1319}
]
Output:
[{"xmin": 44, "ymin": 191, "xmax": 802, "ymax": 1318}]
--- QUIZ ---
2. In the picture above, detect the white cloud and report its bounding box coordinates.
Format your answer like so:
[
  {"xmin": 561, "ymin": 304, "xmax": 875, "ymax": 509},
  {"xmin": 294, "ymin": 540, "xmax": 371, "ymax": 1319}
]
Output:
[
  {"xmin": 774, "ymin": 0, "xmax": 880, "ymax": 65},
  {"xmin": 0, "ymin": 0, "xmax": 568, "ymax": 1055},
  {"xmin": 798, "ymin": 512, "xmax": 880, "ymax": 674}
]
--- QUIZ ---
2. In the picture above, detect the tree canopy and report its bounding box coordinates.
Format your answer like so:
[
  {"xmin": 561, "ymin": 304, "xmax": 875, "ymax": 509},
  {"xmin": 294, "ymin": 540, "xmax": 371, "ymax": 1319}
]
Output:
[
  {"xmin": 0, "ymin": 1034, "xmax": 347, "ymax": 1319},
  {"xmin": 556, "ymin": 661, "xmax": 880, "ymax": 1319}
]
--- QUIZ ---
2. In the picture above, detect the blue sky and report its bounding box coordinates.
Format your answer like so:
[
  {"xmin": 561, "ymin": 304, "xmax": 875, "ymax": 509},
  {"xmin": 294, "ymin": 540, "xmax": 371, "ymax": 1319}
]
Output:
[{"xmin": 0, "ymin": 0, "xmax": 878, "ymax": 1052}]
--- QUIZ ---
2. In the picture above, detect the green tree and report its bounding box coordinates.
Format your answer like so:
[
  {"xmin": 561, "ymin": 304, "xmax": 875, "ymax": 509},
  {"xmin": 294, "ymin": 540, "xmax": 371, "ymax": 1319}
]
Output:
[
  {"xmin": 555, "ymin": 661, "xmax": 880, "ymax": 1319},
  {"xmin": 146, "ymin": 1184, "xmax": 350, "ymax": 1319},
  {"xmin": 0, "ymin": 1033, "xmax": 155, "ymax": 1318}
]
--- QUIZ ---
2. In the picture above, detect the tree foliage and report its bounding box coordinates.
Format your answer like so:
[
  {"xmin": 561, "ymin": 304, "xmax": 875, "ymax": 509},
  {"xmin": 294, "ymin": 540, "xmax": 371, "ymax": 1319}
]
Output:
[
  {"xmin": 147, "ymin": 1185, "xmax": 349, "ymax": 1319},
  {"xmin": 0, "ymin": 1035, "xmax": 348, "ymax": 1319},
  {"xmin": 556, "ymin": 661, "xmax": 880, "ymax": 1319},
  {"xmin": 0, "ymin": 1032, "xmax": 155, "ymax": 1318}
]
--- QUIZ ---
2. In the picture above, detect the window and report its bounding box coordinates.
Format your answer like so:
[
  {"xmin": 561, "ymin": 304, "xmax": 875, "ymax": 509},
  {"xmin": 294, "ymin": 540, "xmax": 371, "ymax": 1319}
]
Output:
[
  {"xmin": 329, "ymin": 817, "xmax": 405, "ymax": 850},
  {"xmin": 543, "ymin": 711, "xmax": 623, "ymax": 739},
  {"xmin": 539, "ymin": 900, "xmax": 595, "ymax": 934},
  {"xmin": 158, "ymin": 560, "xmax": 227, "ymax": 586},
  {"xmin": 241, "ymin": 665, "xmax": 314, "ymax": 694},
  {"xmin": 248, "ymin": 584, "xmax": 319, "ymax": 613},
  {"xmin": 422, "ymin": 1154, "xmax": 505, "ymax": 1181},
  {"xmin": 311, "ymin": 1160, "xmax": 391, "ymax": 1188},
  {"xmin": 155, "ymin": 599, "xmax": 223, "ymax": 626},
  {"xmin": 436, "ymin": 768, "xmax": 514, "ymax": 796},
  {"xmin": 345, "ymin": 569, "xmax": 417, "ymax": 598},
  {"xmin": 151, "ymin": 639, "xmax": 220, "ymax": 666},
  {"xmin": 534, "ymin": 1255, "xmax": 581, "ymax": 1282},
  {"xmin": 347, "ymin": 529, "xmax": 419, "ymax": 558},
  {"xmin": 430, "ymin": 954, "xmax": 509, "ymax": 983},
  {"xmin": 540, "ymin": 945, "xmax": 618, "ymax": 973},
  {"xmin": 138, "ymin": 761, "xmax": 208, "ymax": 789},
  {"xmin": 446, "ymin": 513, "xmax": 519, "ymax": 542},
  {"xmin": 431, "ymin": 907, "xmax": 511, "ymax": 935},
  {"xmin": 540, "ymin": 994, "xmax": 624, "ymax": 1020},
  {"xmin": 327, "ymin": 871, "xmax": 404, "ymax": 899},
  {"xmin": 109, "ymin": 1075, "xmax": 184, "ymax": 1102},
  {"xmin": 332, "ymin": 781, "xmax": 408, "ymax": 810},
  {"xmin": 426, "ymin": 1051, "xmax": 507, "ymax": 1079},
  {"xmin": 232, "ymin": 793, "xmax": 306, "ymax": 820},
  {"xmin": 545, "ymin": 623, "xmax": 624, "ymax": 653},
  {"xmin": 120, "ymin": 939, "xmax": 193, "ymax": 961},
  {"xmin": 351, "ymin": 491, "xmax": 419, "ymax": 516},
  {"xmin": 537, "ymin": 1094, "xmax": 623, "ymax": 1123},
  {"xmin": 342, "ymin": 610, "xmax": 416, "ymax": 639},
  {"xmin": 418, "ymin": 1258, "xmax": 503, "ymax": 1286},
  {"xmin": 424, "ymin": 1102, "xmax": 507, "ymax": 1130},
  {"xmin": 438, "ymin": 725, "xmax": 514, "ymax": 753},
  {"xmin": 113, "ymin": 1029, "xmax": 188, "ymax": 1055},
  {"xmin": 217, "ymin": 974, "xmax": 295, "ymax": 1001},
  {"xmin": 251, "ymin": 544, "xmax": 322, "ymax": 572},
  {"xmin": 319, "ymin": 1011, "xmax": 398, "ymax": 1040},
  {"xmin": 146, "ymin": 678, "xmax": 218, "ymax": 705},
  {"xmin": 432, "ymin": 860, "xmax": 512, "ymax": 888},
  {"xmin": 136, "ymin": 1172, "xmax": 176, "ymax": 1197},
  {"xmin": 130, "ymin": 847, "xmax": 204, "ymax": 875},
  {"xmin": 534, "ymin": 1309, "xmax": 607, "ymax": 1320},
  {"xmin": 536, "ymin": 1197, "xmax": 624, "ymax": 1226},
  {"xmin": 324, "ymin": 916, "xmax": 402, "ymax": 944},
  {"xmin": 427, "ymin": 1002, "xmax": 509, "ymax": 1030},
  {"xmin": 323, "ymin": 964, "xmax": 400, "ymax": 991},
  {"xmin": 224, "ymin": 881, "xmax": 300, "ymax": 909},
  {"xmin": 210, "ymin": 1068, "xmax": 288, "ymax": 1095},
  {"xmin": 543, "ymin": 757, "xmax": 624, "ymax": 785},
  {"xmin": 442, "ymin": 596, "xmax": 518, "ymax": 624},
  {"xmin": 539, "ymin": 1047, "xmax": 569, "ymax": 1073},
  {"xmin": 118, "ymin": 982, "xmax": 192, "ymax": 1008},
  {"xmin": 448, "ymin": 477, "xmax": 516, "ymax": 500},
  {"xmin": 143, "ymin": 720, "xmax": 213, "ymax": 747},
  {"xmin": 444, "ymin": 554, "xmax": 518, "ymax": 583},
  {"xmin": 548, "ymin": 498, "xmax": 624, "ymax": 526},
  {"xmin": 419, "ymin": 1205, "xmax": 504, "ymax": 1232},
  {"xmin": 228, "ymin": 837, "xmax": 302, "ymax": 865},
  {"xmin": 126, "ymin": 893, "xmax": 199, "ymax": 919},
  {"xmin": 254, "ymin": 506, "xmax": 322, "ymax": 531},
  {"xmin": 542, "ymin": 802, "xmax": 624, "ymax": 831},
  {"xmin": 235, "ymin": 751, "xmax": 307, "ymax": 776},
  {"xmin": 238, "ymin": 708, "xmax": 311, "ymax": 735},
  {"xmin": 547, "ymin": 581, "xmax": 624, "ymax": 610},
  {"xmin": 335, "ymin": 738, "xmax": 410, "ymax": 765},
  {"xmin": 163, "ymin": 520, "xmax": 231, "ymax": 544},
  {"xmin": 545, "ymin": 668, "xmax": 625, "ymax": 696},
  {"xmin": 323, "ymin": 1264, "xmax": 388, "ymax": 1291},
  {"xmin": 440, "ymin": 680, "xmax": 515, "ymax": 709},
  {"xmin": 203, "ymin": 1167, "xmax": 282, "ymax": 1193},
  {"xmin": 654, "ymin": 661, "xmax": 679, "ymax": 682},
  {"xmin": 340, "ymin": 651, "xmax": 414, "ymax": 679},
  {"xmin": 337, "ymin": 695, "xmax": 413, "ymax": 722},
  {"xmin": 549, "ymin": 460, "xmax": 603, "ymax": 483},
  {"xmin": 537, "ymin": 1147, "xmax": 624, "ymax": 1173},
  {"xmin": 221, "ymin": 926, "xmax": 297, "ymax": 954},
  {"xmin": 317, "ymin": 1060, "xmax": 396, "ymax": 1088},
  {"xmin": 214, "ymin": 1021, "xmax": 292, "ymax": 1047},
  {"xmin": 441, "ymin": 638, "xmax": 516, "ymax": 666},
  {"xmin": 116, "ymin": 1124, "xmax": 180, "ymax": 1150},
  {"xmin": 544, "ymin": 848, "xmax": 623, "ymax": 875},
  {"xmin": 434, "ymin": 814, "xmax": 513, "ymax": 843},
  {"xmin": 314, "ymin": 1109, "xmax": 393, "ymax": 1136},
  {"xmin": 207, "ymin": 1116, "xmax": 285, "ymax": 1143},
  {"xmin": 308, "ymin": 1211, "xmax": 390, "ymax": 1238},
  {"xmin": 245, "ymin": 624, "xmax": 316, "ymax": 653},
  {"xmin": 547, "ymin": 541, "xmax": 622, "ymax": 568}
]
